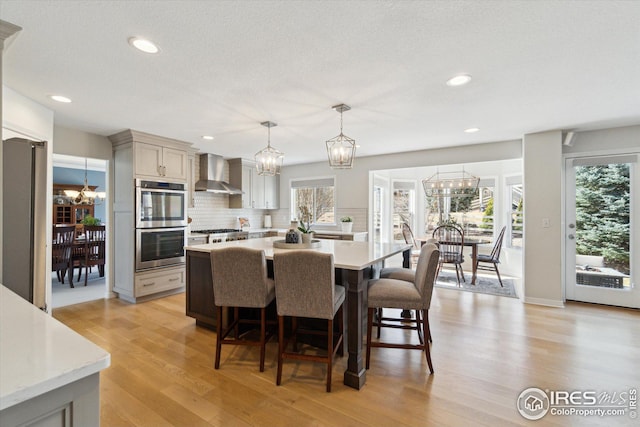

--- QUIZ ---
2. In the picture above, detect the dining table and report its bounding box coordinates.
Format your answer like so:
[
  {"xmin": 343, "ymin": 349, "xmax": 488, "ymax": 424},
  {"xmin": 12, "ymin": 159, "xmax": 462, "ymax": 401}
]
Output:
[
  {"xmin": 185, "ymin": 236, "xmax": 411, "ymax": 390},
  {"xmin": 416, "ymin": 235, "xmax": 491, "ymax": 285}
]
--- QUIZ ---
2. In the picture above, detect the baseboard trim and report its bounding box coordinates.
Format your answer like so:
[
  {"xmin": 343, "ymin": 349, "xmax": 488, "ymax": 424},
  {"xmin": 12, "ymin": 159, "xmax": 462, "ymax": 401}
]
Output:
[
  {"xmin": 116, "ymin": 287, "xmax": 185, "ymax": 304},
  {"xmin": 523, "ymin": 296, "xmax": 565, "ymax": 308}
]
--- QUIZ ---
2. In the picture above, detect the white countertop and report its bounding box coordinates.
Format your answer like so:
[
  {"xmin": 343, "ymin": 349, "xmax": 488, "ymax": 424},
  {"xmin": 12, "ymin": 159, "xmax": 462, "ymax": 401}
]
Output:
[
  {"xmin": 190, "ymin": 228, "xmax": 366, "ymax": 237},
  {"xmin": 306, "ymin": 230, "xmax": 368, "ymax": 236},
  {"xmin": 186, "ymin": 236, "xmax": 409, "ymax": 270},
  {"xmin": 0, "ymin": 285, "xmax": 111, "ymax": 411}
]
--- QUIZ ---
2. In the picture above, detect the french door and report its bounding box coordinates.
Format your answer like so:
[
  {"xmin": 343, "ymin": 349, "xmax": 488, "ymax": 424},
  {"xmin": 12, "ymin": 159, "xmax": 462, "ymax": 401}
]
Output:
[{"xmin": 564, "ymin": 154, "xmax": 639, "ymax": 308}]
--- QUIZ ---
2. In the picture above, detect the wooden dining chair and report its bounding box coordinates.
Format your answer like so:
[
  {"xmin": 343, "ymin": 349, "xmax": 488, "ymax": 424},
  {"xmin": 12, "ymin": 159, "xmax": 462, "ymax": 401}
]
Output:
[
  {"xmin": 273, "ymin": 251, "xmax": 345, "ymax": 392},
  {"xmin": 432, "ymin": 224, "xmax": 465, "ymax": 286},
  {"xmin": 401, "ymin": 222, "xmax": 421, "ymax": 268},
  {"xmin": 52, "ymin": 225, "xmax": 76, "ymax": 287},
  {"xmin": 210, "ymin": 247, "xmax": 276, "ymax": 372},
  {"xmin": 78, "ymin": 225, "xmax": 106, "ymax": 286},
  {"xmin": 476, "ymin": 226, "xmax": 507, "ymax": 287},
  {"xmin": 366, "ymin": 242, "xmax": 440, "ymax": 373}
]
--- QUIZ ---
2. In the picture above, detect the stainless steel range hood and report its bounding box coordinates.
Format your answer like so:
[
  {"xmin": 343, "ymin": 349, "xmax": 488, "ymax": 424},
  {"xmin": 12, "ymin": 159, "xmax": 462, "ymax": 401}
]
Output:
[{"xmin": 194, "ymin": 154, "xmax": 243, "ymax": 194}]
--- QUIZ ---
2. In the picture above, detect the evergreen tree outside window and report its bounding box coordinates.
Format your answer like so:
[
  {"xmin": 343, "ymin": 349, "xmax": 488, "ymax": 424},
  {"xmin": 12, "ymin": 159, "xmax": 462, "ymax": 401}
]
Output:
[{"xmin": 575, "ymin": 163, "xmax": 630, "ymax": 274}]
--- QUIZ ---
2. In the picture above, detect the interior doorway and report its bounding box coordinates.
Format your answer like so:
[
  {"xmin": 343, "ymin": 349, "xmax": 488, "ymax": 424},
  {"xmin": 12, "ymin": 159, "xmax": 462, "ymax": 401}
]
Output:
[{"xmin": 51, "ymin": 153, "xmax": 109, "ymax": 308}]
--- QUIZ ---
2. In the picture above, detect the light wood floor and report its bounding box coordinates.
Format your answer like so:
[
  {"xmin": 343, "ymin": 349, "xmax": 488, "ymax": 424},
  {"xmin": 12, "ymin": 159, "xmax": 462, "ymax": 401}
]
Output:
[{"xmin": 53, "ymin": 288, "xmax": 639, "ymax": 426}]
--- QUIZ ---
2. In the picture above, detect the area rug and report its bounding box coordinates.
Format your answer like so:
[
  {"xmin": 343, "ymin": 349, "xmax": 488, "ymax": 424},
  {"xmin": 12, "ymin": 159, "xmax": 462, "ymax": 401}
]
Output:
[{"xmin": 435, "ymin": 270, "xmax": 518, "ymax": 298}]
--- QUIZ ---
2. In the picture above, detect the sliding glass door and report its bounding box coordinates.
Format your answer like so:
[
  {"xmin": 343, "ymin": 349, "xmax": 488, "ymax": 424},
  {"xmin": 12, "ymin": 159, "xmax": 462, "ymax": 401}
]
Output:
[{"xmin": 564, "ymin": 155, "xmax": 638, "ymax": 308}]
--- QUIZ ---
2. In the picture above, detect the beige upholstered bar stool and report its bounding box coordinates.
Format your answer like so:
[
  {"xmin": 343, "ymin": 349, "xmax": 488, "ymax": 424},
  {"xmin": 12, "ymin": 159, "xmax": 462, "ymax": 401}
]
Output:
[
  {"xmin": 380, "ymin": 237, "xmax": 439, "ymax": 283},
  {"xmin": 366, "ymin": 243, "xmax": 440, "ymax": 373},
  {"xmin": 377, "ymin": 238, "xmax": 439, "ymax": 334},
  {"xmin": 210, "ymin": 247, "xmax": 276, "ymax": 372},
  {"xmin": 273, "ymin": 251, "xmax": 345, "ymax": 392}
]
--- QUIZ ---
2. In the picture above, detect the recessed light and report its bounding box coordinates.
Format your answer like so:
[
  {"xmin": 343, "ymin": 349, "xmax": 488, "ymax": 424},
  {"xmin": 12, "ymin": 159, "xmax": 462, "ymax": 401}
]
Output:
[
  {"xmin": 464, "ymin": 127, "xmax": 480, "ymax": 133},
  {"xmin": 50, "ymin": 95, "xmax": 72, "ymax": 103},
  {"xmin": 128, "ymin": 37, "xmax": 160, "ymax": 54},
  {"xmin": 446, "ymin": 74, "xmax": 472, "ymax": 87},
  {"xmin": 202, "ymin": 135, "xmax": 215, "ymax": 140}
]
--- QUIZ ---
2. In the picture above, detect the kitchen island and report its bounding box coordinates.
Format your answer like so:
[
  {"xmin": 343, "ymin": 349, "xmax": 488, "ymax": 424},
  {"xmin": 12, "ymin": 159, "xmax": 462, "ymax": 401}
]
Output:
[
  {"xmin": 275, "ymin": 229, "xmax": 368, "ymax": 241},
  {"xmin": 185, "ymin": 236, "xmax": 409, "ymax": 390},
  {"xmin": 0, "ymin": 285, "xmax": 110, "ymax": 426}
]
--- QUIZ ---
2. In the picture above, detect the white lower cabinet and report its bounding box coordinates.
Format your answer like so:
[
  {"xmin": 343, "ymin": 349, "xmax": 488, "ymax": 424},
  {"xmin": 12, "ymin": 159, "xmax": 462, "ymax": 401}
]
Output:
[
  {"xmin": 0, "ymin": 374, "xmax": 100, "ymax": 427},
  {"xmin": 135, "ymin": 266, "xmax": 185, "ymax": 297}
]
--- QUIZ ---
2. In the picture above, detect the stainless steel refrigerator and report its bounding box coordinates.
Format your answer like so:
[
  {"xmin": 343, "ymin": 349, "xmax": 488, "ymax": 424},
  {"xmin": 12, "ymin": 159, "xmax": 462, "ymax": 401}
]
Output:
[{"xmin": 2, "ymin": 137, "xmax": 47, "ymax": 309}]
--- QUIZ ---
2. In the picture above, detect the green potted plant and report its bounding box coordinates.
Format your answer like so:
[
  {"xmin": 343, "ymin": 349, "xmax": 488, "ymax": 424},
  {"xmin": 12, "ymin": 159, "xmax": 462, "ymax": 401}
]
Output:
[
  {"xmin": 298, "ymin": 206, "xmax": 314, "ymax": 243},
  {"xmin": 340, "ymin": 216, "xmax": 353, "ymax": 233},
  {"xmin": 81, "ymin": 215, "xmax": 102, "ymax": 226}
]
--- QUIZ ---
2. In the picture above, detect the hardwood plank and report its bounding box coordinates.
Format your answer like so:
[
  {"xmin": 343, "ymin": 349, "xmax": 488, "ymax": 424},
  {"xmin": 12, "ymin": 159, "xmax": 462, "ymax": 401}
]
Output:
[{"xmin": 52, "ymin": 288, "xmax": 640, "ymax": 426}]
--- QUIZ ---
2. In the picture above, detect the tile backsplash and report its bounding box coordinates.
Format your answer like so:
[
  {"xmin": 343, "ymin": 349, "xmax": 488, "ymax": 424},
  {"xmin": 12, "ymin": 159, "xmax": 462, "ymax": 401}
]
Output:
[
  {"xmin": 189, "ymin": 192, "xmax": 367, "ymax": 232},
  {"xmin": 189, "ymin": 191, "xmax": 272, "ymax": 231}
]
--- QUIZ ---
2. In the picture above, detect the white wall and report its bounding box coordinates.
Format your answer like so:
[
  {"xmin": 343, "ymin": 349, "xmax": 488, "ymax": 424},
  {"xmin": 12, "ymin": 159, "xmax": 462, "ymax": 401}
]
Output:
[
  {"xmin": 563, "ymin": 125, "xmax": 640, "ymax": 155},
  {"xmin": 53, "ymin": 125, "xmax": 112, "ymax": 160},
  {"xmin": 523, "ymin": 130, "xmax": 564, "ymax": 307},
  {"xmin": 3, "ymin": 87, "xmax": 53, "ymax": 141}
]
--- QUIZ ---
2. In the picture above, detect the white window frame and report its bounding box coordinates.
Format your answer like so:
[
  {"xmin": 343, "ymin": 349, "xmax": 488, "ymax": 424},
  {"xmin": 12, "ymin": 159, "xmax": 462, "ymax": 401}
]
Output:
[
  {"xmin": 392, "ymin": 179, "xmax": 417, "ymax": 242},
  {"xmin": 290, "ymin": 176, "xmax": 336, "ymax": 225},
  {"xmin": 505, "ymin": 174, "xmax": 523, "ymax": 249}
]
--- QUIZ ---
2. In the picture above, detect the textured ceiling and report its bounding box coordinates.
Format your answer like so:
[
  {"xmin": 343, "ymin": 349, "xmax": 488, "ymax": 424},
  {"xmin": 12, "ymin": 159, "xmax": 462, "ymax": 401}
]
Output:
[{"xmin": 2, "ymin": 1, "xmax": 640, "ymax": 165}]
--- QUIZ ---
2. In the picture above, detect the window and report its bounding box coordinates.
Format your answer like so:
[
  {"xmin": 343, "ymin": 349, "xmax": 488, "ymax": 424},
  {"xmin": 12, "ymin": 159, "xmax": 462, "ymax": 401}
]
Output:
[
  {"xmin": 506, "ymin": 176, "xmax": 523, "ymax": 248},
  {"xmin": 291, "ymin": 177, "xmax": 335, "ymax": 224},
  {"xmin": 393, "ymin": 181, "xmax": 416, "ymax": 242},
  {"xmin": 424, "ymin": 179, "xmax": 495, "ymax": 238}
]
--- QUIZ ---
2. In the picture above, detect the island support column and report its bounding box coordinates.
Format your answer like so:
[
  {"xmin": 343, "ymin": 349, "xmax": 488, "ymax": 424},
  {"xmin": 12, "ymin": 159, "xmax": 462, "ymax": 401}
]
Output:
[{"xmin": 342, "ymin": 268, "xmax": 367, "ymax": 389}]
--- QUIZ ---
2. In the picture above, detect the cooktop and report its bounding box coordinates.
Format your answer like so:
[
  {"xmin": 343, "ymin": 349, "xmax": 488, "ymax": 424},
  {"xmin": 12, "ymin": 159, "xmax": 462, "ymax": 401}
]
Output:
[{"xmin": 193, "ymin": 228, "xmax": 242, "ymax": 234}]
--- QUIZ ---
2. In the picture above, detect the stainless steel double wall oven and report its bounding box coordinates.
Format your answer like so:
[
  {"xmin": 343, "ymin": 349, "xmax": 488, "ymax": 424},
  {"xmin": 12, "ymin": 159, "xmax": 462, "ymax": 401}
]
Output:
[{"xmin": 135, "ymin": 179, "xmax": 188, "ymax": 271}]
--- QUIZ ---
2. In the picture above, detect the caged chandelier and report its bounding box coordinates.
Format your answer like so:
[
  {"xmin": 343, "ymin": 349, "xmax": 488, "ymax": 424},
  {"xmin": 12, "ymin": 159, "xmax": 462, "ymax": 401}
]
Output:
[
  {"xmin": 326, "ymin": 104, "xmax": 356, "ymax": 169},
  {"xmin": 255, "ymin": 121, "xmax": 284, "ymax": 176},
  {"xmin": 422, "ymin": 168, "xmax": 480, "ymax": 198}
]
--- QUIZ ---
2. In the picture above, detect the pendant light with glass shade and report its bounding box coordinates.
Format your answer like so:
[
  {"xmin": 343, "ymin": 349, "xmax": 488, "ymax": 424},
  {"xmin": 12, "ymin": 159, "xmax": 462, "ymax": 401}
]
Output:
[
  {"xmin": 326, "ymin": 104, "xmax": 356, "ymax": 169},
  {"xmin": 255, "ymin": 121, "xmax": 284, "ymax": 176}
]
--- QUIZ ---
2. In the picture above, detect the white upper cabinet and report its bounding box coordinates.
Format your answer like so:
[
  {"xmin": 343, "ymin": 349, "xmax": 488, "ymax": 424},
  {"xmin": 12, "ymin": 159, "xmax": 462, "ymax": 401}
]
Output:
[
  {"xmin": 264, "ymin": 174, "xmax": 278, "ymax": 209},
  {"xmin": 229, "ymin": 158, "xmax": 279, "ymax": 209},
  {"xmin": 135, "ymin": 142, "xmax": 187, "ymax": 181}
]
